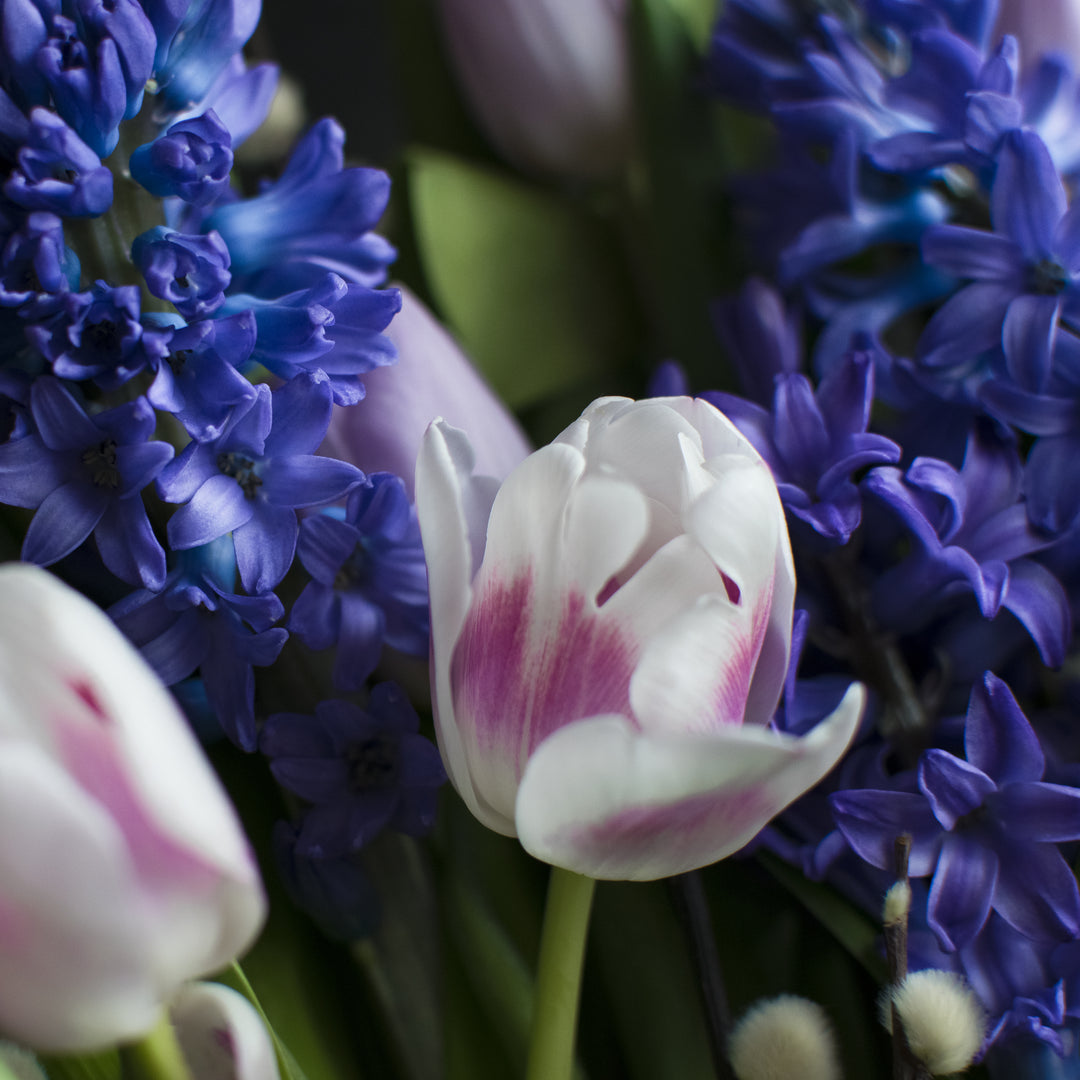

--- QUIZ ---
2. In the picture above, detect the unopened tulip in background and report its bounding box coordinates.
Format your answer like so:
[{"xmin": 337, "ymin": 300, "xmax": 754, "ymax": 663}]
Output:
[{"xmin": 434, "ymin": 0, "xmax": 633, "ymax": 178}]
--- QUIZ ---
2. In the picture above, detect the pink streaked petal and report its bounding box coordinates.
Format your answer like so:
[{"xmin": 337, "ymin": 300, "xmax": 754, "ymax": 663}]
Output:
[
  {"xmin": 629, "ymin": 592, "xmax": 758, "ymax": 735},
  {"xmin": 0, "ymin": 743, "xmax": 160, "ymax": 1051},
  {"xmin": 515, "ymin": 683, "xmax": 865, "ymax": 880},
  {"xmin": 450, "ymin": 572, "xmax": 638, "ymax": 826},
  {"xmin": 171, "ymin": 983, "xmax": 279, "ymax": 1080},
  {"xmin": 688, "ymin": 458, "xmax": 795, "ymax": 727},
  {"xmin": 687, "ymin": 453, "xmax": 784, "ymax": 611},
  {"xmin": 416, "ymin": 420, "xmax": 502, "ymax": 831}
]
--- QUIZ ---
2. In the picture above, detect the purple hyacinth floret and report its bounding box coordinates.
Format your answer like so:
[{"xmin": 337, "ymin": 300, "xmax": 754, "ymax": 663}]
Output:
[
  {"xmin": 151, "ymin": 0, "xmax": 261, "ymax": 112},
  {"xmin": 865, "ymin": 420, "xmax": 1071, "ymax": 666},
  {"xmin": 27, "ymin": 279, "xmax": 146, "ymax": 387},
  {"xmin": 144, "ymin": 310, "xmax": 257, "ymax": 440},
  {"xmin": 111, "ymin": 536, "xmax": 288, "ymax": 751},
  {"xmin": 832, "ymin": 672, "xmax": 1080, "ymax": 952},
  {"xmin": 289, "ymin": 472, "xmax": 430, "ymax": 691},
  {"xmin": 222, "ymin": 271, "xmax": 401, "ymax": 406},
  {"xmin": 707, "ymin": 338, "xmax": 901, "ymax": 543},
  {"xmin": 4, "ymin": 108, "xmax": 112, "ymax": 217},
  {"xmin": 128, "ymin": 110, "xmax": 234, "ymax": 206},
  {"xmin": 0, "ymin": 210, "xmax": 80, "ymax": 309},
  {"xmin": 272, "ymin": 821, "xmax": 381, "ymax": 941},
  {"xmin": 132, "ymin": 226, "xmax": 231, "ymax": 318},
  {"xmin": 260, "ymin": 683, "xmax": 447, "ymax": 859},
  {"xmin": 157, "ymin": 371, "xmax": 365, "ymax": 593},
  {"xmin": 712, "ymin": 278, "xmax": 803, "ymax": 405},
  {"xmin": 0, "ymin": 375, "xmax": 172, "ymax": 587},
  {"xmin": 203, "ymin": 117, "xmax": 396, "ymax": 295},
  {"xmin": 919, "ymin": 130, "xmax": 1080, "ymax": 385}
]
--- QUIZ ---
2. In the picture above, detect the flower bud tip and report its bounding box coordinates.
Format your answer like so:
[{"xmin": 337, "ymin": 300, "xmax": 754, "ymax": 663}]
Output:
[
  {"xmin": 883, "ymin": 880, "xmax": 911, "ymax": 926},
  {"xmin": 729, "ymin": 995, "xmax": 841, "ymax": 1080},
  {"xmin": 880, "ymin": 970, "xmax": 984, "ymax": 1075}
]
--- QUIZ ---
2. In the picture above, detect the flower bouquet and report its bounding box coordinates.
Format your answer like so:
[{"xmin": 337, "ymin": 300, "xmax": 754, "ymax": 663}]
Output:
[{"xmin": 1, "ymin": 0, "xmax": 1078, "ymax": 1078}]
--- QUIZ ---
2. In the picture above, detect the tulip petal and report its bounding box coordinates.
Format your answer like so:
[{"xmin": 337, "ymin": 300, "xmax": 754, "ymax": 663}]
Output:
[
  {"xmin": 630, "ymin": 592, "xmax": 758, "ymax": 735},
  {"xmin": 515, "ymin": 683, "xmax": 865, "ymax": 880},
  {"xmin": 171, "ymin": 983, "xmax": 280, "ymax": 1080},
  {"xmin": 687, "ymin": 453, "xmax": 795, "ymax": 726},
  {"xmin": 0, "ymin": 566, "xmax": 265, "ymax": 983},
  {"xmin": 0, "ymin": 742, "xmax": 159, "ymax": 1051},
  {"xmin": 416, "ymin": 420, "xmax": 502, "ymax": 830}
]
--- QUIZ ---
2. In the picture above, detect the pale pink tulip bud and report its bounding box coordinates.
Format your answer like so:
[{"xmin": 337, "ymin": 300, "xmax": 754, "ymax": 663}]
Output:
[
  {"xmin": 0, "ymin": 565, "xmax": 265, "ymax": 1052},
  {"xmin": 416, "ymin": 397, "xmax": 864, "ymax": 880},
  {"xmin": 435, "ymin": 0, "xmax": 633, "ymax": 179},
  {"xmin": 321, "ymin": 285, "xmax": 530, "ymax": 498},
  {"xmin": 171, "ymin": 983, "xmax": 280, "ymax": 1080}
]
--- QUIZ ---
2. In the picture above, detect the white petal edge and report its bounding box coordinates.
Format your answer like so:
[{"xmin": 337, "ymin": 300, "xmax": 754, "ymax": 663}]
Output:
[
  {"xmin": 171, "ymin": 983, "xmax": 281, "ymax": 1080},
  {"xmin": 515, "ymin": 683, "xmax": 866, "ymax": 880},
  {"xmin": 416, "ymin": 420, "xmax": 505, "ymax": 832}
]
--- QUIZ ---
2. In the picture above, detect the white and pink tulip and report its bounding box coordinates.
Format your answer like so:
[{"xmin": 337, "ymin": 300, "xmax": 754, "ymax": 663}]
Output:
[
  {"xmin": 0, "ymin": 564, "xmax": 265, "ymax": 1052},
  {"xmin": 416, "ymin": 396, "xmax": 865, "ymax": 881}
]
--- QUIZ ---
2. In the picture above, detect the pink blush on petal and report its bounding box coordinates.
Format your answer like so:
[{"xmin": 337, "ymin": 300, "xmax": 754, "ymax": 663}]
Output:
[
  {"xmin": 563, "ymin": 784, "xmax": 776, "ymax": 875},
  {"xmin": 451, "ymin": 571, "xmax": 638, "ymax": 778}
]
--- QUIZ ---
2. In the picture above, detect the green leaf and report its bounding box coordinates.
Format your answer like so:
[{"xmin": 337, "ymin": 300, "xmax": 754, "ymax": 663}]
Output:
[
  {"xmin": 755, "ymin": 851, "xmax": 886, "ymax": 980},
  {"xmin": 627, "ymin": 0, "xmax": 734, "ymax": 389},
  {"xmin": 208, "ymin": 750, "xmax": 367, "ymax": 1080},
  {"xmin": 662, "ymin": 0, "xmax": 717, "ymax": 49},
  {"xmin": 406, "ymin": 148, "xmax": 639, "ymax": 410},
  {"xmin": 348, "ymin": 834, "xmax": 443, "ymax": 1080},
  {"xmin": 592, "ymin": 882, "xmax": 716, "ymax": 1080},
  {"xmin": 216, "ymin": 964, "xmax": 312, "ymax": 1080},
  {"xmin": 35, "ymin": 1048, "xmax": 121, "ymax": 1080}
]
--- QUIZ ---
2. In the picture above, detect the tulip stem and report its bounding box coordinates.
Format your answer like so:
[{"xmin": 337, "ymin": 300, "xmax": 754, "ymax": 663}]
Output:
[
  {"xmin": 525, "ymin": 867, "xmax": 597, "ymax": 1080},
  {"xmin": 124, "ymin": 1011, "xmax": 193, "ymax": 1080}
]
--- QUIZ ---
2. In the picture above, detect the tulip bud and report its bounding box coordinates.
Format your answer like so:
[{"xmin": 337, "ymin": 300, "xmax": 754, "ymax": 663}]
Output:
[
  {"xmin": 434, "ymin": 0, "xmax": 633, "ymax": 179},
  {"xmin": 416, "ymin": 396, "xmax": 864, "ymax": 880},
  {"xmin": 0, "ymin": 564, "xmax": 265, "ymax": 1052},
  {"xmin": 320, "ymin": 285, "xmax": 530, "ymax": 497},
  {"xmin": 995, "ymin": 1, "xmax": 1080, "ymax": 67},
  {"xmin": 171, "ymin": 983, "xmax": 280, "ymax": 1080}
]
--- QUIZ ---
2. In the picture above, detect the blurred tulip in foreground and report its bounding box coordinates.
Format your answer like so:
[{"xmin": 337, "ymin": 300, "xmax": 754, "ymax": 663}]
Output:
[
  {"xmin": 320, "ymin": 286, "xmax": 530, "ymax": 496},
  {"xmin": 0, "ymin": 564, "xmax": 265, "ymax": 1051},
  {"xmin": 416, "ymin": 397, "xmax": 864, "ymax": 880},
  {"xmin": 435, "ymin": 0, "xmax": 633, "ymax": 179}
]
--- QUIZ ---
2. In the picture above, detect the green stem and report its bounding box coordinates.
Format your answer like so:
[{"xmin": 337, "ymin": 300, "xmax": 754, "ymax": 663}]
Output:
[
  {"xmin": 525, "ymin": 868, "xmax": 596, "ymax": 1080},
  {"xmin": 123, "ymin": 1011, "xmax": 193, "ymax": 1080}
]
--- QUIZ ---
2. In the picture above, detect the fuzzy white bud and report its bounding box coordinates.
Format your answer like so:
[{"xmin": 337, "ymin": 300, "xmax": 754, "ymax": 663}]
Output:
[
  {"xmin": 729, "ymin": 995, "xmax": 842, "ymax": 1080},
  {"xmin": 880, "ymin": 970, "xmax": 985, "ymax": 1075},
  {"xmin": 883, "ymin": 880, "xmax": 912, "ymax": 926}
]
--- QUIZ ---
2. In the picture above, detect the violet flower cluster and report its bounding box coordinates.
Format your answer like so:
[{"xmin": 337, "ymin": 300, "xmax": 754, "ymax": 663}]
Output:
[
  {"xmin": 708, "ymin": 0, "xmax": 1080, "ymax": 1073},
  {"xmin": 0, "ymin": 0, "xmax": 440, "ymax": 939}
]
